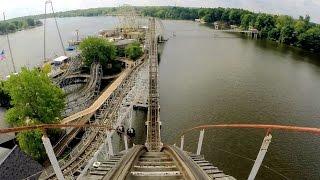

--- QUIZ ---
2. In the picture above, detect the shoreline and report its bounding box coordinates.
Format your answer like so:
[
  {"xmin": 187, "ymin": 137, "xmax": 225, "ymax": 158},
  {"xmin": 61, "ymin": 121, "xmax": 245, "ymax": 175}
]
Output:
[{"xmin": 0, "ymin": 24, "xmax": 42, "ymax": 36}]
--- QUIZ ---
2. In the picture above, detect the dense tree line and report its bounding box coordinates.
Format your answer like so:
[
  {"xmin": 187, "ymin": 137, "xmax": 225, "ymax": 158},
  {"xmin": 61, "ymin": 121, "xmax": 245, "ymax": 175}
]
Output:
[
  {"xmin": 140, "ymin": 7, "xmax": 320, "ymax": 52},
  {"xmin": 31, "ymin": 7, "xmax": 118, "ymax": 19},
  {"xmin": 0, "ymin": 18, "xmax": 42, "ymax": 35}
]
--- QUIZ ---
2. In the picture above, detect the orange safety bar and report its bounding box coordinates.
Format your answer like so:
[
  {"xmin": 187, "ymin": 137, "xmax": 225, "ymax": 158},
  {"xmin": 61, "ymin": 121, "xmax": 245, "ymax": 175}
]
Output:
[{"xmin": 179, "ymin": 124, "xmax": 320, "ymax": 137}]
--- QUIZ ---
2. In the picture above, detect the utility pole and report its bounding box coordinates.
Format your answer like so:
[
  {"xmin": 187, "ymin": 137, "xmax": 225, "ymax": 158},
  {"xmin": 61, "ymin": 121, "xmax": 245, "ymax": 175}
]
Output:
[
  {"xmin": 76, "ymin": 29, "xmax": 79, "ymax": 42},
  {"xmin": 44, "ymin": 2, "xmax": 47, "ymax": 61},
  {"xmin": 44, "ymin": 0, "xmax": 66, "ymax": 59},
  {"xmin": 3, "ymin": 12, "xmax": 17, "ymax": 73},
  {"xmin": 49, "ymin": 1, "xmax": 66, "ymax": 56}
]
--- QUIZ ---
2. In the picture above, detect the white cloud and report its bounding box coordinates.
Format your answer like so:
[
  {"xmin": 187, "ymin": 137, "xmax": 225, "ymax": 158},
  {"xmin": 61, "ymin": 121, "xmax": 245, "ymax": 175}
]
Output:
[{"xmin": 0, "ymin": 0, "xmax": 319, "ymax": 22}]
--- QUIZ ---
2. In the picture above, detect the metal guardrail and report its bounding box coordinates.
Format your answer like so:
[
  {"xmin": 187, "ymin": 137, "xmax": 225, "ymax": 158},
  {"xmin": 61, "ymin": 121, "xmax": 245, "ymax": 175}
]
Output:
[{"xmin": 176, "ymin": 124, "xmax": 320, "ymax": 180}]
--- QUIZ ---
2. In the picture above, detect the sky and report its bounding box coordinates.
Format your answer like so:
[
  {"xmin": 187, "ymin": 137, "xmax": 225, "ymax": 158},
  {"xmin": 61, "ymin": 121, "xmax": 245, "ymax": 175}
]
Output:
[{"xmin": 0, "ymin": 0, "xmax": 319, "ymax": 23}]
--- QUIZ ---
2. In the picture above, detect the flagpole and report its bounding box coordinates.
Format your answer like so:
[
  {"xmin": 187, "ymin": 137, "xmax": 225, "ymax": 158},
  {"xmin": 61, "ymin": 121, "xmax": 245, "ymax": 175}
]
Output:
[{"xmin": 3, "ymin": 12, "xmax": 17, "ymax": 73}]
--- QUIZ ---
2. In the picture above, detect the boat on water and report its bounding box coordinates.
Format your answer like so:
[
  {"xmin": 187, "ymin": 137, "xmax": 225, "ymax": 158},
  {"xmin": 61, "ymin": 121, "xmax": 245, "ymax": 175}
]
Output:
[{"xmin": 66, "ymin": 45, "xmax": 76, "ymax": 51}]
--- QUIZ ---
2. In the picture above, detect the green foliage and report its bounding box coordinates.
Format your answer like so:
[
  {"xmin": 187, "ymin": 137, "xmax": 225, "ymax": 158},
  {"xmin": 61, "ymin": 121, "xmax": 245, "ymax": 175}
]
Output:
[
  {"xmin": 141, "ymin": 7, "xmax": 198, "ymax": 20},
  {"xmin": 298, "ymin": 26, "xmax": 320, "ymax": 51},
  {"xmin": 276, "ymin": 15, "xmax": 294, "ymax": 29},
  {"xmin": 125, "ymin": 42, "xmax": 143, "ymax": 60},
  {"xmin": 4, "ymin": 68, "xmax": 65, "ymax": 125},
  {"xmin": 294, "ymin": 20, "xmax": 308, "ymax": 34},
  {"xmin": 26, "ymin": 18, "xmax": 35, "ymax": 26},
  {"xmin": 79, "ymin": 37, "xmax": 116, "ymax": 67},
  {"xmin": 0, "ymin": 18, "xmax": 42, "ymax": 35},
  {"xmin": 17, "ymin": 130, "xmax": 46, "ymax": 162},
  {"xmin": 241, "ymin": 14, "xmax": 255, "ymax": 29},
  {"xmin": 42, "ymin": 63, "xmax": 52, "ymax": 74},
  {"xmin": 255, "ymin": 14, "xmax": 275, "ymax": 31},
  {"xmin": 198, "ymin": 9, "xmax": 208, "ymax": 18},
  {"xmin": 221, "ymin": 10, "xmax": 230, "ymax": 22},
  {"xmin": 202, "ymin": 14, "xmax": 212, "ymax": 23},
  {"xmin": 280, "ymin": 25, "xmax": 296, "ymax": 44},
  {"xmin": 3, "ymin": 68, "xmax": 65, "ymax": 161},
  {"xmin": 228, "ymin": 10, "xmax": 242, "ymax": 25},
  {"xmin": 268, "ymin": 28, "xmax": 281, "ymax": 41},
  {"xmin": 4, "ymin": 108, "xmax": 23, "ymax": 126}
]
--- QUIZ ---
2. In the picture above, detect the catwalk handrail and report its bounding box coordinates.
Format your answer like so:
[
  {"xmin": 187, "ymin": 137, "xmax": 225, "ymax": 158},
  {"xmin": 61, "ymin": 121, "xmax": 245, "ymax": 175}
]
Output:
[
  {"xmin": 176, "ymin": 123, "xmax": 320, "ymax": 179},
  {"xmin": 178, "ymin": 124, "xmax": 320, "ymax": 138}
]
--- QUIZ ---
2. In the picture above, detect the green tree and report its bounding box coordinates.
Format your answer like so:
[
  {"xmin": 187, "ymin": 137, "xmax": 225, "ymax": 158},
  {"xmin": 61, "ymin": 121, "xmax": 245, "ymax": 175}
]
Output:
[
  {"xmin": 4, "ymin": 68, "xmax": 65, "ymax": 125},
  {"xmin": 298, "ymin": 26, "xmax": 320, "ymax": 51},
  {"xmin": 276, "ymin": 15, "xmax": 294, "ymax": 29},
  {"xmin": 26, "ymin": 18, "xmax": 35, "ymax": 26},
  {"xmin": 79, "ymin": 37, "xmax": 116, "ymax": 67},
  {"xmin": 202, "ymin": 14, "xmax": 212, "ymax": 23},
  {"xmin": 155, "ymin": 10, "xmax": 166, "ymax": 19},
  {"xmin": 294, "ymin": 20, "xmax": 308, "ymax": 34},
  {"xmin": 12, "ymin": 21, "xmax": 23, "ymax": 30},
  {"xmin": 125, "ymin": 42, "xmax": 143, "ymax": 60},
  {"xmin": 221, "ymin": 10, "xmax": 230, "ymax": 22},
  {"xmin": 268, "ymin": 28, "xmax": 281, "ymax": 41},
  {"xmin": 17, "ymin": 130, "xmax": 46, "ymax": 162},
  {"xmin": 213, "ymin": 8, "xmax": 224, "ymax": 21},
  {"xmin": 0, "ymin": 22, "xmax": 9, "ymax": 34},
  {"xmin": 3, "ymin": 68, "xmax": 65, "ymax": 161},
  {"xmin": 241, "ymin": 14, "xmax": 255, "ymax": 29},
  {"xmin": 255, "ymin": 14, "xmax": 275, "ymax": 31},
  {"xmin": 7, "ymin": 23, "xmax": 16, "ymax": 32},
  {"xmin": 228, "ymin": 9, "xmax": 242, "ymax": 25},
  {"xmin": 198, "ymin": 8, "xmax": 208, "ymax": 18},
  {"xmin": 294, "ymin": 16, "xmax": 310, "ymax": 35},
  {"xmin": 280, "ymin": 25, "xmax": 296, "ymax": 44}
]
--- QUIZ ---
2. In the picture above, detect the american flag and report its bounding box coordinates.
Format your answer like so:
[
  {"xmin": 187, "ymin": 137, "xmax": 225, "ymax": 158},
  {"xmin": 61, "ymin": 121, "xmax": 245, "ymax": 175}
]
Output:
[{"xmin": 0, "ymin": 50, "xmax": 5, "ymax": 61}]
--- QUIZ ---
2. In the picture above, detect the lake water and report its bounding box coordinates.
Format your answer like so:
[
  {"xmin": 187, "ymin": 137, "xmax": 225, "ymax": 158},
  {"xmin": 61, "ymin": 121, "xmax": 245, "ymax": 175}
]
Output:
[{"xmin": 0, "ymin": 17, "xmax": 319, "ymax": 179}]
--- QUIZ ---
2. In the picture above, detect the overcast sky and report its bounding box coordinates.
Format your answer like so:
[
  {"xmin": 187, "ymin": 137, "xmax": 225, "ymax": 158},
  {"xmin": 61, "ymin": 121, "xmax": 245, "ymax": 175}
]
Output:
[{"xmin": 0, "ymin": 0, "xmax": 319, "ymax": 23}]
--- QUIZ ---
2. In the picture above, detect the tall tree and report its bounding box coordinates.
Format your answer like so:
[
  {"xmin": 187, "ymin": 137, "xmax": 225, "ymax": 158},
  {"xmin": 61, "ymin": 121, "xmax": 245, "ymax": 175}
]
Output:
[
  {"xmin": 3, "ymin": 68, "xmax": 65, "ymax": 161},
  {"xmin": 298, "ymin": 26, "xmax": 320, "ymax": 51},
  {"xmin": 268, "ymin": 28, "xmax": 281, "ymax": 41},
  {"xmin": 228, "ymin": 9, "xmax": 242, "ymax": 25},
  {"xmin": 255, "ymin": 14, "xmax": 275, "ymax": 31},
  {"xmin": 79, "ymin": 37, "xmax": 117, "ymax": 67},
  {"xmin": 241, "ymin": 14, "xmax": 255, "ymax": 29},
  {"xmin": 280, "ymin": 25, "xmax": 296, "ymax": 44},
  {"xmin": 4, "ymin": 68, "xmax": 65, "ymax": 125},
  {"xmin": 276, "ymin": 15, "xmax": 294, "ymax": 29}
]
